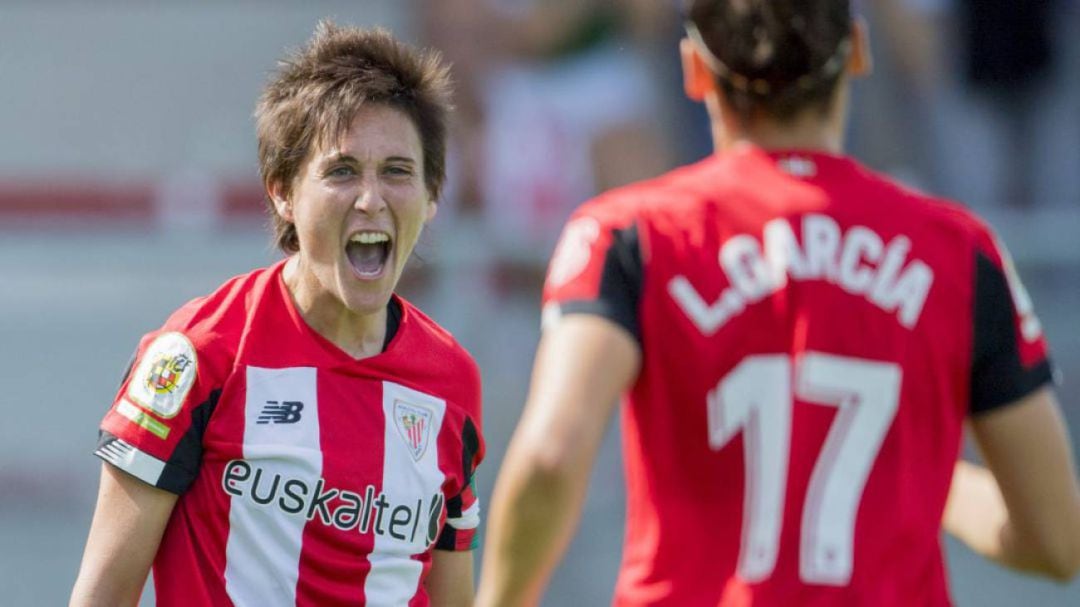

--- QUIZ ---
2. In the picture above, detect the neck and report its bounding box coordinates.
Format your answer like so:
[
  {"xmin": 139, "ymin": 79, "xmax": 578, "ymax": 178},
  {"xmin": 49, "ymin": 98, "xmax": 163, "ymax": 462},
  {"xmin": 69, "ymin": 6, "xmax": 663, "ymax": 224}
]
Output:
[
  {"xmin": 283, "ymin": 256, "xmax": 387, "ymax": 360},
  {"xmin": 713, "ymin": 117, "xmax": 843, "ymax": 155},
  {"xmin": 707, "ymin": 92, "xmax": 847, "ymax": 155}
]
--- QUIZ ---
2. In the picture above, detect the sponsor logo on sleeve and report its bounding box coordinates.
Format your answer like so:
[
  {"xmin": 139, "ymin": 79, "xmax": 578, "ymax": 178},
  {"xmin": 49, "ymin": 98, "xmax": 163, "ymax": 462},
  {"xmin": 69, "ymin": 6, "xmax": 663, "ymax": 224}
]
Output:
[
  {"xmin": 117, "ymin": 398, "xmax": 171, "ymax": 439},
  {"xmin": 547, "ymin": 217, "xmax": 601, "ymax": 289},
  {"xmin": 393, "ymin": 400, "xmax": 433, "ymax": 462},
  {"xmin": 127, "ymin": 332, "xmax": 198, "ymax": 419},
  {"xmin": 995, "ymin": 236, "xmax": 1043, "ymax": 342}
]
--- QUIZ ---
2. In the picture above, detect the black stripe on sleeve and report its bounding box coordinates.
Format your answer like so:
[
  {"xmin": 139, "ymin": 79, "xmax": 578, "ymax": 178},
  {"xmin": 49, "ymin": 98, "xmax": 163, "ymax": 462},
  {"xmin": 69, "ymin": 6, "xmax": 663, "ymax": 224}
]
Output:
[
  {"xmin": 445, "ymin": 416, "xmax": 481, "ymax": 521},
  {"xmin": 970, "ymin": 252, "xmax": 1054, "ymax": 415},
  {"xmin": 444, "ymin": 494, "xmax": 464, "ymax": 522},
  {"xmin": 558, "ymin": 223, "xmax": 644, "ymax": 344},
  {"xmin": 435, "ymin": 524, "xmax": 458, "ymax": 551},
  {"xmin": 158, "ymin": 388, "xmax": 222, "ymax": 493},
  {"xmin": 96, "ymin": 388, "xmax": 222, "ymax": 494},
  {"xmin": 461, "ymin": 415, "xmax": 480, "ymax": 485}
]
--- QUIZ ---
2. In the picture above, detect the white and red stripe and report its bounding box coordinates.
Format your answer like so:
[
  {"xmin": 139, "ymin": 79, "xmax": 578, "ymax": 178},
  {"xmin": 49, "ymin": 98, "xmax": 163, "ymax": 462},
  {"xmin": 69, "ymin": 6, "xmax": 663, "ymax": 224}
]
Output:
[
  {"xmin": 224, "ymin": 366, "xmax": 320, "ymax": 606},
  {"xmin": 364, "ymin": 381, "xmax": 447, "ymax": 604}
]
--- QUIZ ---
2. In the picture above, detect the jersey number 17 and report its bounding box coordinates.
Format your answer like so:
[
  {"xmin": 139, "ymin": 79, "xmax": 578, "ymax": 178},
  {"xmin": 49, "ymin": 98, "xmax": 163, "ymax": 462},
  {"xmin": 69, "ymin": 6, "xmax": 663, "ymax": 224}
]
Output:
[{"xmin": 708, "ymin": 352, "xmax": 902, "ymax": 586}]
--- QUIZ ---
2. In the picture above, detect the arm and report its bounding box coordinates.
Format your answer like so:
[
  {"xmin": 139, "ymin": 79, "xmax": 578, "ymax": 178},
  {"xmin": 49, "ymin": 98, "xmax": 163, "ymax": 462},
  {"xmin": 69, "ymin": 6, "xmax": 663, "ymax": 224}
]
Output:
[
  {"xmin": 475, "ymin": 314, "xmax": 640, "ymax": 607},
  {"xmin": 944, "ymin": 387, "xmax": 1080, "ymax": 581},
  {"xmin": 424, "ymin": 549, "xmax": 474, "ymax": 607},
  {"xmin": 70, "ymin": 463, "xmax": 178, "ymax": 607}
]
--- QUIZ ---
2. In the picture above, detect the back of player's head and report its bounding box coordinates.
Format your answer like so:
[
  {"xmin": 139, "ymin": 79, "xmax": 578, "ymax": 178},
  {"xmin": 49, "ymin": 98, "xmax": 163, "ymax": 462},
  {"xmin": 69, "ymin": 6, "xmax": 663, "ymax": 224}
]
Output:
[
  {"xmin": 255, "ymin": 20, "xmax": 453, "ymax": 253},
  {"xmin": 684, "ymin": 0, "xmax": 852, "ymax": 124}
]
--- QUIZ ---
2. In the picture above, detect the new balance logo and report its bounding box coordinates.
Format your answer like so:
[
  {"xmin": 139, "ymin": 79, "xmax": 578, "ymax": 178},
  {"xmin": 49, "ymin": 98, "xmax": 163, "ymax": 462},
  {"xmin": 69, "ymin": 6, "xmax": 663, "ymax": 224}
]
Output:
[{"xmin": 257, "ymin": 400, "xmax": 304, "ymax": 424}]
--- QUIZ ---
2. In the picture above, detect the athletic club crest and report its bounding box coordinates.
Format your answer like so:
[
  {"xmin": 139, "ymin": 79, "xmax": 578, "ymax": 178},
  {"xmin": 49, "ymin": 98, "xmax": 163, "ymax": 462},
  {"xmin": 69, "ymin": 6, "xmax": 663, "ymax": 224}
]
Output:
[{"xmin": 393, "ymin": 400, "xmax": 433, "ymax": 461}]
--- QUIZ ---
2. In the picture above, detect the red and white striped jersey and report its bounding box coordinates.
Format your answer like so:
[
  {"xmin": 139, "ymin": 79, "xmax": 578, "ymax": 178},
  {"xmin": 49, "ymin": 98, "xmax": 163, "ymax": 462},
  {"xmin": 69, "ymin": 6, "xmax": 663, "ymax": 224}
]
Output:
[
  {"xmin": 542, "ymin": 145, "xmax": 1053, "ymax": 606},
  {"xmin": 96, "ymin": 260, "xmax": 484, "ymax": 606}
]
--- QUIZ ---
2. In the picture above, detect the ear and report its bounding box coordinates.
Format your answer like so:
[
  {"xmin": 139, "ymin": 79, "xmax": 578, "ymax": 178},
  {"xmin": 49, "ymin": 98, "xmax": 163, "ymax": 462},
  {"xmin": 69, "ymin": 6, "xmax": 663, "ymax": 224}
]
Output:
[
  {"xmin": 425, "ymin": 198, "xmax": 438, "ymax": 223},
  {"xmin": 267, "ymin": 179, "xmax": 293, "ymax": 222},
  {"xmin": 680, "ymin": 38, "xmax": 716, "ymax": 102},
  {"xmin": 848, "ymin": 17, "xmax": 873, "ymax": 79}
]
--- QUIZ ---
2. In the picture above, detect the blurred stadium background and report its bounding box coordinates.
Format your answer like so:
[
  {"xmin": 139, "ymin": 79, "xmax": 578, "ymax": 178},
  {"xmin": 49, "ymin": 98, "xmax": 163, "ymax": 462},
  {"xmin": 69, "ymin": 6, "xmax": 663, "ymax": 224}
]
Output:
[{"xmin": 1, "ymin": 1, "xmax": 1078, "ymax": 605}]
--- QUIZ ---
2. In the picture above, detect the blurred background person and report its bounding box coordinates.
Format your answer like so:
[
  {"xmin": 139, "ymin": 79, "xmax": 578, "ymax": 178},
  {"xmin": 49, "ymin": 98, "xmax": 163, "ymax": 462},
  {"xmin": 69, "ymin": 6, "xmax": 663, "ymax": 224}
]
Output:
[
  {"xmin": 423, "ymin": 0, "xmax": 678, "ymax": 253},
  {"xmin": 869, "ymin": 0, "xmax": 1080, "ymax": 212},
  {"xmin": 0, "ymin": 1, "xmax": 1077, "ymax": 605}
]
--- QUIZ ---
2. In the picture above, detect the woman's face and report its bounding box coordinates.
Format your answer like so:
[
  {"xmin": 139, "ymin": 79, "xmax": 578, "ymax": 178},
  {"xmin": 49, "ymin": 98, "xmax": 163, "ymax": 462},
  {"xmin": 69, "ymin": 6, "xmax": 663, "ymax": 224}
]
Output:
[{"xmin": 275, "ymin": 104, "xmax": 435, "ymax": 318}]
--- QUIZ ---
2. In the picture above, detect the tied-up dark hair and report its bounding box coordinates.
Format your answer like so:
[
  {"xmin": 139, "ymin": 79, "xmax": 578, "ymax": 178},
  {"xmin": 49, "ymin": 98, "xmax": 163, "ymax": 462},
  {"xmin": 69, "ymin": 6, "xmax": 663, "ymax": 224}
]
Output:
[{"xmin": 684, "ymin": 0, "xmax": 852, "ymax": 123}]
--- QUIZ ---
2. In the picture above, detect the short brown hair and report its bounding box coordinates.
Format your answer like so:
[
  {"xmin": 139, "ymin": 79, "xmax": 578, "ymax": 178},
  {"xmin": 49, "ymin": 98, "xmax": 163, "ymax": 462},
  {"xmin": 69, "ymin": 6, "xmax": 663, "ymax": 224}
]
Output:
[
  {"xmin": 685, "ymin": 0, "xmax": 851, "ymax": 124},
  {"xmin": 255, "ymin": 21, "xmax": 453, "ymax": 253}
]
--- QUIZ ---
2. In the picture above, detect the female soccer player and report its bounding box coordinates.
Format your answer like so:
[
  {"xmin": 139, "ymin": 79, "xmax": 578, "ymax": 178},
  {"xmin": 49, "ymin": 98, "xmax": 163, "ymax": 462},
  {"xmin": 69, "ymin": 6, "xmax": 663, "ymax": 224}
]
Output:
[
  {"xmin": 477, "ymin": 1, "xmax": 1080, "ymax": 605},
  {"xmin": 70, "ymin": 22, "xmax": 483, "ymax": 607}
]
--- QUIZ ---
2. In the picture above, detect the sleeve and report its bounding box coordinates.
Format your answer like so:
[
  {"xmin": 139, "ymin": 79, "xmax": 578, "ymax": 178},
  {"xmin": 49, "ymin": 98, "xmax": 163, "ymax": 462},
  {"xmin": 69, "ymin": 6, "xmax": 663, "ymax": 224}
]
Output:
[
  {"xmin": 436, "ymin": 360, "xmax": 485, "ymax": 552},
  {"xmin": 969, "ymin": 233, "xmax": 1055, "ymax": 415},
  {"xmin": 95, "ymin": 329, "xmax": 224, "ymax": 494},
  {"xmin": 540, "ymin": 212, "xmax": 645, "ymax": 343}
]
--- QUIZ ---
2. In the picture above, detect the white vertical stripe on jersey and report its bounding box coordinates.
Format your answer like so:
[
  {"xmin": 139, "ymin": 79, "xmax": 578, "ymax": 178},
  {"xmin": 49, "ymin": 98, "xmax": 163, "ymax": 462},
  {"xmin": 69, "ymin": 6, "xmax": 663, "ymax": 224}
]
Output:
[
  {"xmin": 225, "ymin": 366, "xmax": 320, "ymax": 607},
  {"xmin": 364, "ymin": 381, "xmax": 447, "ymax": 605}
]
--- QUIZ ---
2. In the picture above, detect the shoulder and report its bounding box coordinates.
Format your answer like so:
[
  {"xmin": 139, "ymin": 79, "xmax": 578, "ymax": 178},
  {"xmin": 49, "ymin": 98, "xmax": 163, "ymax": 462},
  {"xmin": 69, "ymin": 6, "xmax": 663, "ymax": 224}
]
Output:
[
  {"xmin": 140, "ymin": 264, "xmax": 282, "ymax": 372},
  {"xmin": 166, "ymin": 264, "xmax": 278, "ymax": 332},
  {"xmin": 927, "ymin": 200, "xmax": 1008, "ymax": 264},
  {"xmin": 859, "ymin": 160, "xmax": 980, "ymax": 224},
  {"xmin": 846, "ymin": 159, "xmax": 1001, "ymax": 257},
  {"xmin": 120, "ymin": 265, "xmax": 279, "ymax": 424},
  {"xmin": 397, "ymin": 298, "xmax": 482, "ymax": 416},
  {"xmin": 571, "ymin": 158, "xmax": 718, "ymax": 230},
  {"xmin": 543, "ymin": 162, "xmax": 716, "ymax": 302}
]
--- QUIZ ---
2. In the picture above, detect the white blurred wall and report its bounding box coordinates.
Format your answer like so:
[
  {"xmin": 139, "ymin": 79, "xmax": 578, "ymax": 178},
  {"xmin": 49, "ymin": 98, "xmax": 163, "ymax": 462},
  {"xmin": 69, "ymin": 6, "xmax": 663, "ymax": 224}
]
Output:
[{"xmin": 0, "ymin": 1, "xmax": 409, "ymax": 180}]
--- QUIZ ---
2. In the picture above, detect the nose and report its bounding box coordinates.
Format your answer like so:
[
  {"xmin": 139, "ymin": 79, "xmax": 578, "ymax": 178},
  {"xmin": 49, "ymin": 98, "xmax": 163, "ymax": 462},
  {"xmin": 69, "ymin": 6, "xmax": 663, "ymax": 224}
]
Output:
[{"xmin": 353, "ymin": 180, "xmax": 387, "ymax": 215}]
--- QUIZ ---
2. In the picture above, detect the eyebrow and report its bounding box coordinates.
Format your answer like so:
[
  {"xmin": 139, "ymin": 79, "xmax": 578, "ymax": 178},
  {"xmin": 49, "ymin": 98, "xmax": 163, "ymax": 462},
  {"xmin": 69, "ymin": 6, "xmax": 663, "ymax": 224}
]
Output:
[{"xmin": 323, "ymin": 153, "xmax": 417, "ymax": 165}]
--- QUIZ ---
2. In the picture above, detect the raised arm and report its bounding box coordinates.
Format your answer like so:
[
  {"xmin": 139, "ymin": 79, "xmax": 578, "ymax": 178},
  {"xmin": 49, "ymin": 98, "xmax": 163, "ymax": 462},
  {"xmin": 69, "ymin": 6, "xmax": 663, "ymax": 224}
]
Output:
[
  {"xmin": 475, "ymin": 314, "xmax": 640, "ymax": 606},
  {"xmin": 70, "ymin": 463, "xmax": 178, "ymax": 607},
  {"xmin": 945, "ymin": 387, "xmax": 1080, "ymax": 581}
]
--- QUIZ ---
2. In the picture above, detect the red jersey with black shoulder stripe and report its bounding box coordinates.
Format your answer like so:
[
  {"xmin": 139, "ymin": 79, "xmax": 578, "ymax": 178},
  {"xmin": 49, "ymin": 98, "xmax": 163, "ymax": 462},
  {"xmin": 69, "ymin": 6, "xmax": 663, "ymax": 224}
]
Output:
[
  {"xmin": 541, "ymin": 145, "xmax": 1054, "ymax": 607},
  {"xmin": 96, "ymin": 259, "xmax": 484, "ymax": 606}
]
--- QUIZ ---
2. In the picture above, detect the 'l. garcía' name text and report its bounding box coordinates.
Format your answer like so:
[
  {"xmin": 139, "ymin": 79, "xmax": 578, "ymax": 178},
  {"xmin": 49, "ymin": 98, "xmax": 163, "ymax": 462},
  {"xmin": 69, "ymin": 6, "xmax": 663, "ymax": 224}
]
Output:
[{"xmin": 669, "ymin": 214, "xmax": 934, "ymax": 335}]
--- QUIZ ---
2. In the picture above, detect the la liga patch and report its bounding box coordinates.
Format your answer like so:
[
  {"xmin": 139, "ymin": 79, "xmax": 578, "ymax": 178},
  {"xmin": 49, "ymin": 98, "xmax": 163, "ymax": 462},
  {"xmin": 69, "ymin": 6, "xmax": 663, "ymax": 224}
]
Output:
[{"xmin": 127, "ymin": 332, "xmax": 198, "ymax": 419}]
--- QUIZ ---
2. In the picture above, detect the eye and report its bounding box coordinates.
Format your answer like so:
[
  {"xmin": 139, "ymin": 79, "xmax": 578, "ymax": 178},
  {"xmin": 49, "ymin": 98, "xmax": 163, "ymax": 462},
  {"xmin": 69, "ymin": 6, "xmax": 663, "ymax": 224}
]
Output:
[
  {"xmin": 325, "ymin": 165, "xmax": 355, "ymax": 178},
  {"xmin": 384, "ymin": 165, "xmax": 414, "ymax": 178}
]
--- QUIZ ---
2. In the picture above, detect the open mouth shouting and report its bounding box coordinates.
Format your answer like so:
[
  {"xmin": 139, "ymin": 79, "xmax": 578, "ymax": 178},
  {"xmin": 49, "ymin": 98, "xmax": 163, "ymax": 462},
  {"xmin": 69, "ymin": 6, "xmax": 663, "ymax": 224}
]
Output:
[{"xmin": 346, "ymin": 231, "xmax": 393, "ymax": 279}]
